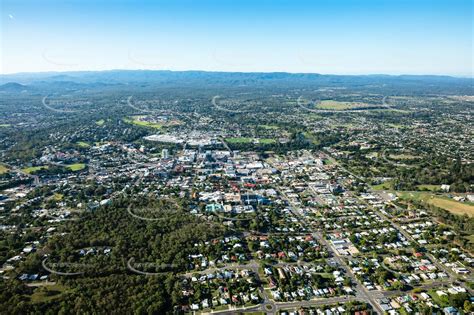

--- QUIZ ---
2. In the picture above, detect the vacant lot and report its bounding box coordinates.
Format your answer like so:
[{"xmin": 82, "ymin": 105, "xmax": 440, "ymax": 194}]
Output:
[{"xmin": 397, "ymin": 192, "xmax": 474, "ymax": 217}]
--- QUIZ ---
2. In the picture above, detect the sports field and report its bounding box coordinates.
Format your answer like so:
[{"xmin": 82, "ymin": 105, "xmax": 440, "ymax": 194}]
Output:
[
  {"xmin": 66, "ymin": 163, "xmax": 86, "ymax": 171},
  {"xmin": 316, "ymin": 100, "xmax": 372, "ymax": 110}
]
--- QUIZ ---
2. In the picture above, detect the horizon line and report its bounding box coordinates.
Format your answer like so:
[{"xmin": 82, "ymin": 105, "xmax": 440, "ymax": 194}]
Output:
[{"xmin": 0, "ymin": 68, "xmax": 473, "ymax": 79}]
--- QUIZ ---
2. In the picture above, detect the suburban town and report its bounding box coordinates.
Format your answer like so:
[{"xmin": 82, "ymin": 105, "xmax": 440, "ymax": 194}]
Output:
[
  {"xmin": 2, "ymin": 0, "xmax": 473, "ymax": 313},
  {"xmin": 1, "ymin": 74, "xmax": 473, "ymax": 314}
]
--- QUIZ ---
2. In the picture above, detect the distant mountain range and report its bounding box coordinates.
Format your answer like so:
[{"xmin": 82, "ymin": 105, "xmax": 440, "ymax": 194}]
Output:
[
  {"xmin": 1, "ymin": 70, "xmax": 472, "ymax": 94},
  {"xmin": 0, "ymin": 82, "xmax": 28, "ymax": 92}
]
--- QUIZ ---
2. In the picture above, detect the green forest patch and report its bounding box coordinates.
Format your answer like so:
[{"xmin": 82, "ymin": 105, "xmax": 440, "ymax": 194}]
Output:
[{"xmin": 417, "ymin": 184, "xmax": 441, "ymax": 191}]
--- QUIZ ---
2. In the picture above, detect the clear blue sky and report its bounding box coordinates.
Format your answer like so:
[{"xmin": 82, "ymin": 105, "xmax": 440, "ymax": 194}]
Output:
[{"xmin": 1, "ymin": 0, "xmax": 472, "ymax": 75}]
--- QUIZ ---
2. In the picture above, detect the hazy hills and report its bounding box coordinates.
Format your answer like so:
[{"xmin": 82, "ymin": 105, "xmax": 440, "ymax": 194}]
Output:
[{"xmin": 1, "ymin": 70, "xmax": 472, "ymax": 94}]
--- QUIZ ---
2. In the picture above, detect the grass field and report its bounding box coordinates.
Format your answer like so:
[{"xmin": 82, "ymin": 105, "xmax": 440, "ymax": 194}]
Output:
[
  {"xmin": 22, "ymin": 166, "xmax": 48, "ymax": 174},
  {"xmin": 258, "ymin": 138, "xmax": 277, "ymax": 144},
  {"xmin": 0, "ymin": 165, "xmax": 8, "ymax": 174},
  {"xmin": 77, "ymin": 141, "xmax": 90, "ymax": 148},
  {"xmin": 259, "ymin": 124, "xmax": 280, "ymax": 130},
  {"xmin": 389, "ymin": 153, "xmax": 418, "ymax": 160},
  {"xmin": 131, "ymin": 119, "xmax": 163, "ymax": 129},
  {"xmin": 226, "ymin": 137, "xmax": 254, "ymax": 144},
  {"xmin": 397, "ymin": 191, "xmax": 474, "ymax": 217},
  {"xmin": 466, "ymin": 234, "xmax": 474, "ymax": 245},
  {"xmin": 95, "ymin": 119, "xmax": 105, "ymax": 126},
  {"xmin": 66, "ymin": 163, "xmax": 86, "ymax": 171},
  {"xmin": 52, "ymin": 193, "xmax": 63, "ymax": 201},
  {"xmin": 365, "ymin": 152, "xmax": 379, "ymax": 159},
  {"xmin": 302, "ymin": 132, "xmax": 320, "ymax": 145},
  {"xmin": 427, "ymin": 290, "xmax": 449, "ymax": 308},
  {"xmin": 371, "ymin": 181, "xmax": 394, "ymax": 190},
  {"xmin": 316, "ymin": 100, "xmax": 371, "ymax": 110},
  {"xmin": 123, "ymin": 116, "xmax": 182, "ymax": 129},
  {"xmin": 30, "ymin": 284, "xmax": 69, "ymax": 303}
]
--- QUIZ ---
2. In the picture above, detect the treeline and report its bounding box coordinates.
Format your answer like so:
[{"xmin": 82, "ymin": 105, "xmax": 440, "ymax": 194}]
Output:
[
  {"xmin": 1, "ymin": 197, "xmax": 226, "ymax": 314},
  {"xmin": 409, "ymin": 200, "xmax": 474, "ymax": 252}
]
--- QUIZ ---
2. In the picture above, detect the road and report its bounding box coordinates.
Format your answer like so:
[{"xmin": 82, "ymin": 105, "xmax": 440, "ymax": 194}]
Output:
[
  {"xmin": 1, "ymin": 162, "xmax": 40, "ymax": 186},
  {"xmin": 263, "ymin": 164, "xmax": 385, "ymax": 314},
  {"xmin": 324, "ymin": 151, "xmax": 473, "ymax": 295}
]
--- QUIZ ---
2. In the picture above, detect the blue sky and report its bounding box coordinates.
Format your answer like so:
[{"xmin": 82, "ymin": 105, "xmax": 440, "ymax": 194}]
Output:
[{"xmin": 1, "ymin": 0, "xmax": 472, "ymax": 75}]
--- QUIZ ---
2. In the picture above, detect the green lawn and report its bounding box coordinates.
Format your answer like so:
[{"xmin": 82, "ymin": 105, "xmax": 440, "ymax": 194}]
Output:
[
  {"xmin": 388, "ymin": 123, "xmax": 404, "ymax": 129},
  {"xmin": 0, "ymin": 165, "xmax": 8, "ymax": 174},
  {"xmin": 52, "ymin": 193, "xmax": 63, "ymax": 201},
  {"xmin": 30, "ymin": 284, "xmax": 69, "ymax": 303},
  {"xmin": 124, "ymin": 116, "xmax": 163, "ymax": 129},
  {"xmin": 226, "ymin": 137, "xmax": 254, "ymax": 144},
  {"xmin": 77, "ymin": 141, "xmax": 90, "ymax": 148},
  {"xmin": 66, "ymin": 163, "xmax": 86, "ymax": 171},
  {"xmin": 259, "ymin": 138, "xmax": 277, "ymax": 144},
  {"xmin": 466, "ymin": 234, "xmax": 474, "ymax": 245},
  {"xmin": 428, "ymin": 289, "xmax": 449, "ymax": 308},
  {"xmin": 22, "ymin": 166, "xmax": 49, "ymax": 174},
  {"xmin": 259, "ymin": 124, "xmax": 280, "ymax": 130},
  {"xmin": 371, "ymin": 180, "xmax": 394, "ymax": 190}
]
